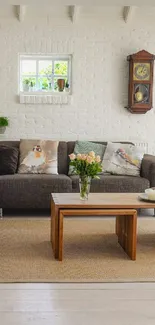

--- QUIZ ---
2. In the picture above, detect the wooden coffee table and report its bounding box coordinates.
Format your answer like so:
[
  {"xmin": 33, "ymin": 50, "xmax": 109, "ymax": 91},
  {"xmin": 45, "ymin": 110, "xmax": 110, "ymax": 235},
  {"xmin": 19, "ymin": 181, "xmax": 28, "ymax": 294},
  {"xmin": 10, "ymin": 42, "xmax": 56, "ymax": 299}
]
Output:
[{"xmin": 51, "ymin": 193, "xmax": 155, "ymax": 261}]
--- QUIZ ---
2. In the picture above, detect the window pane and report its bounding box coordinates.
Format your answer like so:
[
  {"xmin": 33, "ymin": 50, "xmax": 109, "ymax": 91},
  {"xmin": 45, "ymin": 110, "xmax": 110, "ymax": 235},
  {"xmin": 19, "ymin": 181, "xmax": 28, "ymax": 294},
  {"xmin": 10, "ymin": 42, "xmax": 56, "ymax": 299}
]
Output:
[
  {"xmin": 38, "ymin": 77, "xmax": 52, "ymax": 91},
  {"xmin": 39, "ymin": 61, "xmax": 52, "ymax": 77},
  {"xmin": 54, "ymin": 61, "xmax": 68, "ymax": 75},
  {"xmin": 54, "ymin": 78, "xmax": 58, "ymax": 91},
  {"xmin": 22, "ymin": 77, "xmax": 36, "ymax": 91},
  {"xmin": 21, "ymin": 60, "xmax": 36, "ymax": 75},
  {"xmin": 20, "ymin": 55, "xmax": 71, "ymax": 93}
]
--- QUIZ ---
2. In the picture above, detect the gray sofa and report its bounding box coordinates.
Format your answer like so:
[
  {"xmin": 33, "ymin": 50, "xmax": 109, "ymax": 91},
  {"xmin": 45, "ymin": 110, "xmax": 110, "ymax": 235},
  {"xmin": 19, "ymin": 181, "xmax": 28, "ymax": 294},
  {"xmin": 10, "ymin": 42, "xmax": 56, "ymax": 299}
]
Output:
[{"xmin": 0, "ymin": 140, "xmax": 155, "ymax": 209}]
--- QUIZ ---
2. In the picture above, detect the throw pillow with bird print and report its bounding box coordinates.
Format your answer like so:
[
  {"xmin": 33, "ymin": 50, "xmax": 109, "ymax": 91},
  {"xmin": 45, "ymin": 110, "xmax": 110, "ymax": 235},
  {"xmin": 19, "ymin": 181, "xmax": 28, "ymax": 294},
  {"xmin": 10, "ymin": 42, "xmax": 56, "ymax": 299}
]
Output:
[{"xmin": 18, "ymin": 139, "xmax": 58, "ymax": 174}]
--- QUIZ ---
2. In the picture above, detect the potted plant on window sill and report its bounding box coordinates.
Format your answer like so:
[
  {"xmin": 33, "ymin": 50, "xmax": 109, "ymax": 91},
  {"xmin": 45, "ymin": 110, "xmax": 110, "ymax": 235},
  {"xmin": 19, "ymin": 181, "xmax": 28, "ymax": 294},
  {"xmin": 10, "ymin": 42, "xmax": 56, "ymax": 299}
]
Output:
[
  {"xmin": 0, "ymin": 117, "xmax": 9, "ymax": 134},
  {"xmin": 65, "ymin": 80, "xmax": 70, "ymax": 92},
  {"xmin": 57, "ymin": 79, "xmax": 65, "ymax": 92},
  {"xmin": 23, "ymin": 79, "xmax": 30, "ymax": 92}
]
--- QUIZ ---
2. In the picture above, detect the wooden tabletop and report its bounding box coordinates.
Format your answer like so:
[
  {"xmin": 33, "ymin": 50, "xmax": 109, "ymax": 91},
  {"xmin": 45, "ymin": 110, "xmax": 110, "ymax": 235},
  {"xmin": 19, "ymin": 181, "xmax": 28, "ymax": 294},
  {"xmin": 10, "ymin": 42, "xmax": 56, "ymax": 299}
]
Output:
[{"xmin": 51, "ymin": 193, "xmax": 155, "ymax": 209}]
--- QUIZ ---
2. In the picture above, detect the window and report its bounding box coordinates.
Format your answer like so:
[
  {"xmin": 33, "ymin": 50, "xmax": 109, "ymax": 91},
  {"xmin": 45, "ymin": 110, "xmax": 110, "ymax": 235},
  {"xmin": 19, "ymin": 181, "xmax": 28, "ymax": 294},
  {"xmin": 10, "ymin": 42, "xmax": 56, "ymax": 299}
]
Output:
[{"xmin": 19, "ymin": 54, "xmax": 72, "ymax": 94}]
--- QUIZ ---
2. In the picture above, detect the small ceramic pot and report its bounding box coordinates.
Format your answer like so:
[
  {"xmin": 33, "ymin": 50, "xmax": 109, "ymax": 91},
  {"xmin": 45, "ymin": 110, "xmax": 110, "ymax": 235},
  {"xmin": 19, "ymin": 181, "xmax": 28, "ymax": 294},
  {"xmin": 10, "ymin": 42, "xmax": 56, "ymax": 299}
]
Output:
[
  {"xmin": 57, "ymin": 79, "xmax": 65, "ymax": 92},
  {"xmin": 0, "ymin": 126, "xmax": 6, "ymax": 134}
]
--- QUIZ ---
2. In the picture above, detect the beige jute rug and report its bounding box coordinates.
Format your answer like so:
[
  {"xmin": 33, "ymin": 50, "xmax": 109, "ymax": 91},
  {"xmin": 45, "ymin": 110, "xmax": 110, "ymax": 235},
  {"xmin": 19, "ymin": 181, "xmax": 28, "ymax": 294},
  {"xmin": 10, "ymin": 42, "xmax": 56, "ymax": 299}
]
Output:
[{"xmin": 1, "ymin": 218, "xmax": 155, "ymax": 283}]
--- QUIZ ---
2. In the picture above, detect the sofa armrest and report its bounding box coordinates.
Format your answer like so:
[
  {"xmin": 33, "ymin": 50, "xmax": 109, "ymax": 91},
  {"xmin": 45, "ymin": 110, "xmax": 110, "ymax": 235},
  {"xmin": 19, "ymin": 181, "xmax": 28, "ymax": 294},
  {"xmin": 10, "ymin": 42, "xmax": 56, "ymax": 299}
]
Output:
[
  {"xmin": 149, "ymin": 163, "xmax": 155, "ymax": 187},
  {"xmin": 141, "ymin": 154, "xmax": 155, "ymax": 186}
]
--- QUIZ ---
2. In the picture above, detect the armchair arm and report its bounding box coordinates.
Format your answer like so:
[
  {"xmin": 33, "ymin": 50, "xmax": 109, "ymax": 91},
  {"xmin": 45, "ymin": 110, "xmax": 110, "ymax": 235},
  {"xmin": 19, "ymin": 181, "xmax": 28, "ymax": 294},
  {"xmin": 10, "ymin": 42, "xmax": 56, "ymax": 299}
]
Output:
[{"xmin": 141, "ymin": 154, "xmax": 155, "ymax": 186}]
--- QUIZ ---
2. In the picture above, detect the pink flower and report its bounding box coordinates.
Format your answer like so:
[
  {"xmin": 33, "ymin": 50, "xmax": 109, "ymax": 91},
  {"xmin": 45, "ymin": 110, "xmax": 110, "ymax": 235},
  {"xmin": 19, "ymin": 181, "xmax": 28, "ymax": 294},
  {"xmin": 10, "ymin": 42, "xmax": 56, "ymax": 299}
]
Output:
[
  {"xmin": 81, "ymin": 154, "xmax": 87, "ymax": 160},
  {"xmin": 89, "ymin": 151, "xmax": 95, "ymax": 158},
  {"xmin": 69, "ymin": 153, "xmax": 76, "ymax": 160},
  {"xmin": 77, "ymin": 153, "xmax": 82, "ymax": 160},
  {"xmin": 95, "ymin": 155, "xmax": 101, "ymax": 163},
  {"xmin": 86, "ymin": 156, "xmax": 93, "ymax": 164}
]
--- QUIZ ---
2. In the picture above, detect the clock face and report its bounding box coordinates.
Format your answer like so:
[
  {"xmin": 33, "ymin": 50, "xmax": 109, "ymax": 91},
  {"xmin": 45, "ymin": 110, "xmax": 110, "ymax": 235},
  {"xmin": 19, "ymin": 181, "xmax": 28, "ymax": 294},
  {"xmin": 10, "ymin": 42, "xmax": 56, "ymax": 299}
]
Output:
[
  {"xmin": 133, "ymin": 63, "xmax": 150, "ymax": 81},
  {"xmin": 134, "ymin": 84, "xmax": 150, "ymax": 104}
]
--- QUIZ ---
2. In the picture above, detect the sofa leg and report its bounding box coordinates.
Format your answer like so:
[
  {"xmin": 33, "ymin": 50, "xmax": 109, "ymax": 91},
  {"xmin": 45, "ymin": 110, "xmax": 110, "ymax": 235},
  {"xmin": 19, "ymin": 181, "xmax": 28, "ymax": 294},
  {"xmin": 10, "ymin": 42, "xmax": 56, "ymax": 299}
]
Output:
[{"xmin": 0, "ymin": 208, "xmax": 3, "ymax": 219}]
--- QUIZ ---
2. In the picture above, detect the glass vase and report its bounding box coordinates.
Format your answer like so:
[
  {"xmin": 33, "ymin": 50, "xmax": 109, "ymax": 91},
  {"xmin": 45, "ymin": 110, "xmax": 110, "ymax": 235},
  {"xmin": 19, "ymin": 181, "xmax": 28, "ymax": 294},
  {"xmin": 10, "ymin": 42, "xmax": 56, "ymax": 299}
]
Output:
[{"xmin": 79, "ymin": 176, "xmax": 91, "ymax": 200}]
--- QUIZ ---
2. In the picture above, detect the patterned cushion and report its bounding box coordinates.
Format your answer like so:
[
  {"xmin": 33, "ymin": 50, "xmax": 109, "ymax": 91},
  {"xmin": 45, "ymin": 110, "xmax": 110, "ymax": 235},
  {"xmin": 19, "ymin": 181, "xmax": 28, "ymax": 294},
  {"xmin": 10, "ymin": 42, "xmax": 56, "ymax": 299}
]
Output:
[
  {"xmin": 18, "ymin": 139, "xmax": 59, "ymax": 174},
  {"xmin": 68, "ymin": 140, "xmax": 106, "ymax": 175},
  {"xmin": 102, "ymin": 142, "xmax": 144, "ymax": 176}
]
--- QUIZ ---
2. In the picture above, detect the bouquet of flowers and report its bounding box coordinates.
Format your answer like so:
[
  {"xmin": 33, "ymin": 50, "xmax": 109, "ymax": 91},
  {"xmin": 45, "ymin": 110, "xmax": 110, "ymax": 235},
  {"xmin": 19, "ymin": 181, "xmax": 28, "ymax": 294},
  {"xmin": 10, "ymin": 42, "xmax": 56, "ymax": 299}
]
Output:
[{"xmin": 69, "ymin": 151, "xmax": 102, "ymax": 200}]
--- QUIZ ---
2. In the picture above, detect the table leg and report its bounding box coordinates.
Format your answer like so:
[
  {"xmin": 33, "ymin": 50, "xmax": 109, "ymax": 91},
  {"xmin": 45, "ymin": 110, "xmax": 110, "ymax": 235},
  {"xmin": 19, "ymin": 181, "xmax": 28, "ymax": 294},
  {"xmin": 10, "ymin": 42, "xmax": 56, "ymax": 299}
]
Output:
[
  {"xmin": 51, "ymin": 201, "xmax": 59, "ymax": 259},
  {"xmin": 116, "ymin": 211, "xmax": 137, "ymax": 261},
  {"xmin": 116, "ymin": 215, "xmax": 121, "ymax": 236},
  {"xmin": 58, "ymin": 211, "xmax": 64, "ymax": 261}
]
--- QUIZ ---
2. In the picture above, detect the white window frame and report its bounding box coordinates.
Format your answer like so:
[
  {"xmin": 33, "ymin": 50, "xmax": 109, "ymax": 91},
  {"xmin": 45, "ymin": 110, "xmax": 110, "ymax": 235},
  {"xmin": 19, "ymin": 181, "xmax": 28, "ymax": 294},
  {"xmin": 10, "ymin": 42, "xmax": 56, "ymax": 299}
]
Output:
[{"xmin": 18, "ymin": 54, "xmax": 72, "ymax": 104}]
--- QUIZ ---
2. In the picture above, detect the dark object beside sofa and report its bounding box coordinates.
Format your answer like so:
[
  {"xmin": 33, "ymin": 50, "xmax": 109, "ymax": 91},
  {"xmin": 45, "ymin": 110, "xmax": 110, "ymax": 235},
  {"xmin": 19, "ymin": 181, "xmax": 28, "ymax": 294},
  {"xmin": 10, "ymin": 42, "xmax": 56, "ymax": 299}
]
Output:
[{"xmin": 0, "ymin": 140, "xmax": 155, "ymax": 209}]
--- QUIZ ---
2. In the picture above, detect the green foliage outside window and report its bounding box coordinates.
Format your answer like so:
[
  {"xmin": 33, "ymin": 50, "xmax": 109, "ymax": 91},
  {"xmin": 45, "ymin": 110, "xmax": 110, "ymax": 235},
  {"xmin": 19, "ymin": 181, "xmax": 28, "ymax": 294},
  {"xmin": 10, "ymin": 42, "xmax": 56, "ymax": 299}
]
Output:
[
  {"xmin": 54, "ymin": 62, "xmax": 67, "ymax": 75},
  {"xmin": 22, "ymin": 61, "xmax": 68, "ymax": 91}
]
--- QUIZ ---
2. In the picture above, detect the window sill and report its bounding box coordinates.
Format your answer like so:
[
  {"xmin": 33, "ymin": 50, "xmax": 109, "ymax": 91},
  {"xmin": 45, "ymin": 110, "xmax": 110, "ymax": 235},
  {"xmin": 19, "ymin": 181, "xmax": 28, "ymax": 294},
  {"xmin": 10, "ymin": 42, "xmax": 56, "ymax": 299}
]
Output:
[{"xmin": 19, "ymin": 92, "xmax": 71, "ymax": 104}]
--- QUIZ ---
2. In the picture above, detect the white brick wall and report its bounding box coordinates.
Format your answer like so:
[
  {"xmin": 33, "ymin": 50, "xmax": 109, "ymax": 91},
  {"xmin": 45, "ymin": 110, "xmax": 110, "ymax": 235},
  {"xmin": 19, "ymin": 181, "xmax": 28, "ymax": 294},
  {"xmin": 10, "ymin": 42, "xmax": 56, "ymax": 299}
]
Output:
[{"xmin": 1, "ymin": 13, "xmax": 155, "ymax": 154}]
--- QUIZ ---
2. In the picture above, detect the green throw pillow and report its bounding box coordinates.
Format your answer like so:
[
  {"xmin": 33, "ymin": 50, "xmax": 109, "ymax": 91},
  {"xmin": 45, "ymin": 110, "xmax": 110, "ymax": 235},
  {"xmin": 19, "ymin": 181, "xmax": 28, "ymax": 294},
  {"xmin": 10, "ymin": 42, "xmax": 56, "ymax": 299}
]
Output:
[{"xmin": 68, "ymin": 140, "xmax": 106, "ymax": 175}]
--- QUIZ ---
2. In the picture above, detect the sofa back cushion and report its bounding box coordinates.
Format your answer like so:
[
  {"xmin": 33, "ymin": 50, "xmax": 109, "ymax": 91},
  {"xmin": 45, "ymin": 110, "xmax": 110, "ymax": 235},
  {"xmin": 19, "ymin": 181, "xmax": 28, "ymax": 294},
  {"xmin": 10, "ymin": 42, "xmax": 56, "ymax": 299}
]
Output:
[
  {"xmin": 67, "ymin": 141, "xmax": 134, "ymax": 174},
  {"xmin": 0, "ymin": 141, "xmax": 19, "ymax": 148},
  {"xmin": 0, "ymin": 141, "xmax": 68, "ymax": 175},
  {"xmin": 68, "ymin": 140, "xmax": 106, "ymax": 175},
  {"xmin": 57, "ymin": 141, "xmax": 68, "ymax": 174},
  {"xmin": 0, "ymin": 145, "xmax": 19, "ymax": 175},
  {"xmin": 102, "ymin": 142, "xmax": 144, "ymax": 176},
  {"xmin": 18, "ymin": 139, "xmax": 59, "ymax": 174}
]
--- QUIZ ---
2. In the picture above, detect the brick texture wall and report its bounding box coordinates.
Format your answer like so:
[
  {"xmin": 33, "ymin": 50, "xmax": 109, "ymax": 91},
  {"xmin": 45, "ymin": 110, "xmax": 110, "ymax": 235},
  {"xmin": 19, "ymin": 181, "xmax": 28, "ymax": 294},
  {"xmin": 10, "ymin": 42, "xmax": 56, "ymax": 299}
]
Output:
[{"xmin": 0, "ymin": 15, "xmax": 155, "ymax": 152}]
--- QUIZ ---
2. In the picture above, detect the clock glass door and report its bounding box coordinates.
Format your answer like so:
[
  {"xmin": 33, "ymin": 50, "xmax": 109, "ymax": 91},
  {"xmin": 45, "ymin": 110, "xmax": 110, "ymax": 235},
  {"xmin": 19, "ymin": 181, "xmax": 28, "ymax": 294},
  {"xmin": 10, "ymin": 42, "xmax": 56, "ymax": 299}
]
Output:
[{"xmin": 134, "ymin": 84, "xmax": 150, "ymax": 104}]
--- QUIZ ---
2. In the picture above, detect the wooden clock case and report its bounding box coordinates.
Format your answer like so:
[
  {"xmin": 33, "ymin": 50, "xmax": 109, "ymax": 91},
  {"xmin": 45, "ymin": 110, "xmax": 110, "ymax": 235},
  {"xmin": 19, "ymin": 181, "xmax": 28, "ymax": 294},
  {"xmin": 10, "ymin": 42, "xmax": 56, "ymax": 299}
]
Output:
[{"xmin": 127, "ymin": 50, "xmax": 155, "ymax": 114}]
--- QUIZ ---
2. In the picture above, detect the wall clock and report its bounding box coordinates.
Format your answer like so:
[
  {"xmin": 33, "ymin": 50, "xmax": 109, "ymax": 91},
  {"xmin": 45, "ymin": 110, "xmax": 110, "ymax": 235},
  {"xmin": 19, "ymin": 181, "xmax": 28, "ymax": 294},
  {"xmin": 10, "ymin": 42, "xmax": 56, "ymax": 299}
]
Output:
[{"xmin": 127, "ymin": 50, "xmax": 155, "ymax": 114}]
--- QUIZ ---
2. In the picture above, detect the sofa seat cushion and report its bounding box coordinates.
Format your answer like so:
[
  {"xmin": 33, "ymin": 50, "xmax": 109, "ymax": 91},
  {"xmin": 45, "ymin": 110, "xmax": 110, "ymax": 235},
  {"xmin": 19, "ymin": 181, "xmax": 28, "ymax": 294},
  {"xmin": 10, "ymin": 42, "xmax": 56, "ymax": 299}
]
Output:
[
  {"xmin": 0, "ymin": 174, "xmax": 72, "ymax": 209},
  {"xmin": 70, "ymin": 175, "xmax": 150, "ymax": 193}
]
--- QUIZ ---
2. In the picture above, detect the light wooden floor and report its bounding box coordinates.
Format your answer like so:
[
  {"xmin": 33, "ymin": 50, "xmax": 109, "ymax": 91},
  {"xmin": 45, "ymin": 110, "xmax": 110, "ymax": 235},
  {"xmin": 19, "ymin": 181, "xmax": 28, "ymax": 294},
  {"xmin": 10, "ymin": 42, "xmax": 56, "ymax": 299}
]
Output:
[
  {"xmin": 0, "ymin": 283, "xmax": 155, "ymax": 324},
  {"xmin": 1, "ymin": 209, "xmax": 155, "ymax": 324}
]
